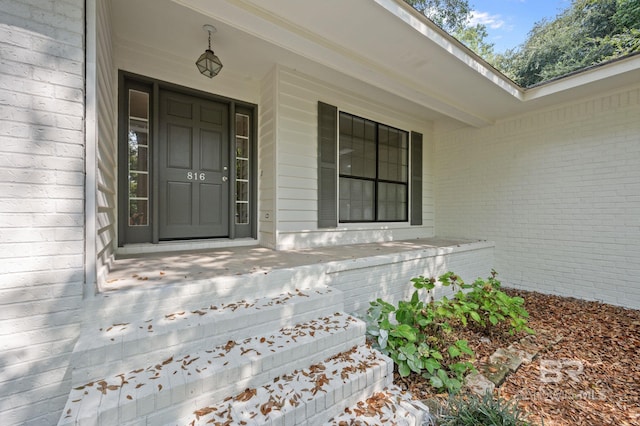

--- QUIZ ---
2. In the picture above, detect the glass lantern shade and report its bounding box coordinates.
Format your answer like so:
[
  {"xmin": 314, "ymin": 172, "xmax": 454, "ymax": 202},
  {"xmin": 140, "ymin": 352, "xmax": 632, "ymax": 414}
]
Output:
[{"xmin": 196, "ymin": 49, "xmax": 223, "ymax": 78}]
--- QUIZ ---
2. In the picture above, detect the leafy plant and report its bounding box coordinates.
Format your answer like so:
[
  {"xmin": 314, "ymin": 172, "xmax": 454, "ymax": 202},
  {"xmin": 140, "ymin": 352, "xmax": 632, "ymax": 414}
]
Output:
[
  {"xmin": 437, "ymin": 392, "xmax": 532, "ymax": 426},
  {"xmin": 367, "ymin": 273, "xmax": 475, "ymax": 392},
  {"xmin": 460, "ymin": 270, "xmax": 534, "ymax": 336},
  {"xmin": 366, "ymin": 270, "xmax": 533, "ymax": 394}
]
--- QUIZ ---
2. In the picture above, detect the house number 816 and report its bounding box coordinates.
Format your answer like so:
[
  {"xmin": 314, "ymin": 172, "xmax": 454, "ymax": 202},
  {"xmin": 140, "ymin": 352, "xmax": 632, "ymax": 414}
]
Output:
[{"xmin": 187, "ymin": 172, "xmax": 206, "ymax": 181}]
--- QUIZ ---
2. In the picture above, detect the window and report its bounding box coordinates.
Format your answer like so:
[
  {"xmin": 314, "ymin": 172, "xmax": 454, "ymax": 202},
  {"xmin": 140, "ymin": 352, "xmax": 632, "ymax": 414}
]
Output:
[
  {"xmin": 127, "ymin": 89, "xmax": 150, "ymax": 226},
  {"xmin": 235, "ymin": 113, "xmax": 250, "ymax": 225},
  {"xmin": 338, "ymin": 112, "xmax": 408, "ymax": 222}
]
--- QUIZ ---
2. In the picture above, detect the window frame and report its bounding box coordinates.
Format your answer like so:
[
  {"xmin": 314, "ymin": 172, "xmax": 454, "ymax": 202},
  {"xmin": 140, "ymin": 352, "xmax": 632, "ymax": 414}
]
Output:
[{"xmin": 338, "ymin": 111, "xmax": 409, "ymax": 223}]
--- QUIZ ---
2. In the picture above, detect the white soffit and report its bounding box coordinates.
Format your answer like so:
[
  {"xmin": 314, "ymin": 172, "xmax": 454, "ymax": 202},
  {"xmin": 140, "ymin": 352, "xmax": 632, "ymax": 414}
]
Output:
[
  {"xmin": 174, "ymin": 0, "xmax": 502, "ymax": 126},
  {"xmin": 150, "ymin": 0, "xmax": 639, "ymax": 126}
]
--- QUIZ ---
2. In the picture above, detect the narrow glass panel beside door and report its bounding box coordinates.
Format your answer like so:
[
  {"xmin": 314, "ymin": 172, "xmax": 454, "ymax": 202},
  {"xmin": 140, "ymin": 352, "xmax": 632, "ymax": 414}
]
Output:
[
  {"xmin": 235, "ymin": 113, "xmax": 250, "ymax": 225},
  {"xmin": 128, "ymin": 90, "xmax": 150, "ymax": 226}
]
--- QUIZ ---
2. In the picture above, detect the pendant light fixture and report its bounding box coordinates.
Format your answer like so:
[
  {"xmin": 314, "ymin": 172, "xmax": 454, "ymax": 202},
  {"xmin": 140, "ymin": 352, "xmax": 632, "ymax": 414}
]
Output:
[{"xmin": 196, "ymin": 24, "xmax": 223, "ymax": 78}]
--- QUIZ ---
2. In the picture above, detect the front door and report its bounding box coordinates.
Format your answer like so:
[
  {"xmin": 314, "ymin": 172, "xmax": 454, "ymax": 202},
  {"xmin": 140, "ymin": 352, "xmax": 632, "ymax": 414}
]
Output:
[{"xmin": 158, "ymin": 90, "xmax": 229, "ymax": 239}]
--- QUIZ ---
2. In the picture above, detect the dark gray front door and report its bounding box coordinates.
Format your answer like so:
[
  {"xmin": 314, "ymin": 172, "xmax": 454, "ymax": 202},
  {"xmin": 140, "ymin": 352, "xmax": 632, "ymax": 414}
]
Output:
[{"xmin": 159, "ymin": 90, "xmax": 229, "ymax": 239}]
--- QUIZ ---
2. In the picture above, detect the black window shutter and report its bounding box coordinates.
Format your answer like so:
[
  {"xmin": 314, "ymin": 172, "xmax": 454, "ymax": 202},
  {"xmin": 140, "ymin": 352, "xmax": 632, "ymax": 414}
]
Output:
[
  {"xmin": 318, "ymin": 102, "xmax": 338, "ymax": 228},
  {"xmin": 410, "ymin": 132, "xmax": 423, "ymax": 226}
]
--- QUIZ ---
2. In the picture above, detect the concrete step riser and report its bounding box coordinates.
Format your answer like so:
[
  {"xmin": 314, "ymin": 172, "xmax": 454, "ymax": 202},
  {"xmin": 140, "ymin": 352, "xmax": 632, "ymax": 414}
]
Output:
[
  {"xmin": 142, "ymin": 339, "xmax": 371, "ymax": 426},
  {"xmin": 71, "ymin": 289, "xmax": 343, "ymax": 384},
  {"xmin": 151, "ymin": 345, "xmax": 395, "ymax": 426},
  {"xmin": 91, "ymin": 266, "xmax": 330, "ymax": 324},
  {"xmin": 60, "ymin": 314, "xmax": 365, "ymax": 426},
  {"xmin": 326, "ymin": 385, "xmax": 431, "ymax": 426},
  {"xmin": 99, "ymin": 336, "xmax": 368, "ymax": 426}
]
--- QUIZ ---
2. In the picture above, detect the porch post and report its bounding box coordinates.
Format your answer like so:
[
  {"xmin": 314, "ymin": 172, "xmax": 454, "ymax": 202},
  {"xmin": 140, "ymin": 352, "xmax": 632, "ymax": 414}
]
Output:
[{"xmin": 84, "ymin": 0, "xmax": 98, "ymax": 297}]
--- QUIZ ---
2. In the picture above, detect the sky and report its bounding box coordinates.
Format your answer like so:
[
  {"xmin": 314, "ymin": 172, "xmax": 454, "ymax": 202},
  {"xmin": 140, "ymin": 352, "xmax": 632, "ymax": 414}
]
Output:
[{"xmin": 468, "ymin": 0, "xmax": 571, "ymax": 53}]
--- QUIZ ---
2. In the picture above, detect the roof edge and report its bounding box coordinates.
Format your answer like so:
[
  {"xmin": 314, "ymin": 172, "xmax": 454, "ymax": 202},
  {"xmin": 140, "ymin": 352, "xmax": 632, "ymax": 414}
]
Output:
[
  {"xmin": 375, "ymin": 0, "xmax": 524, "ymax": 101},
  {"xmin": 524, "ymin": 52, "xmax": 640, "ymax": 101}
]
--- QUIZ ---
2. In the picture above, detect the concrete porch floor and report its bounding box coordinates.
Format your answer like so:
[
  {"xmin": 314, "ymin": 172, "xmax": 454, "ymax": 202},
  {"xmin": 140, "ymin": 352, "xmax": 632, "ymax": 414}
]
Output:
[{"xmin": 104, "ymin": 237, "xmax": 483, "ymax": 292}]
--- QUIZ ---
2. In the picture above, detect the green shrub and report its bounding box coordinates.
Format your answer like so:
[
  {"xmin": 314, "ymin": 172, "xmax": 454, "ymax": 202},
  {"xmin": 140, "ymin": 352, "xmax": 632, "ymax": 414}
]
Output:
[
  {"xmin": 454, "ymin": 270, "xmax": 534, "ymax": 336},
  {"xmin": 438, "ymin": 392, "xmax": 531, "ymax": 426},
  {"xmin": 366, "ymin": 270, "xmax": 533, "ymax": 393}
]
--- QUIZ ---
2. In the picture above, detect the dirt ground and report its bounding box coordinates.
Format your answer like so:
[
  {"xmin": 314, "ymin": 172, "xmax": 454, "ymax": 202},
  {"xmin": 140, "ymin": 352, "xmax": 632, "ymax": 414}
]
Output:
[{"xmin": 394, "ymin": 289, "xmax": 640, "ymax": 426}]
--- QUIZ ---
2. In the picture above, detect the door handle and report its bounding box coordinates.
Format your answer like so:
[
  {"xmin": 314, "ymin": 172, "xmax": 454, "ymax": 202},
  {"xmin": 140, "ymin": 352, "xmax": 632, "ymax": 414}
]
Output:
[{"xmin": 222, "ymin": 176, "xmax": 228, "ymax": 182}]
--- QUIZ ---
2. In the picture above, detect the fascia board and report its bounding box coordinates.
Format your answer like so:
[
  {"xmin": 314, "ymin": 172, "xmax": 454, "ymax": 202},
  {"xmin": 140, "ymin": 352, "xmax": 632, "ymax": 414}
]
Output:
[
  {"xmin": 524, "ymin": 54, "xmax": 640, "ymax": 102},
  {"xmin": 373, "ymin": 0, "xmax": 524, "ymax": 101}
]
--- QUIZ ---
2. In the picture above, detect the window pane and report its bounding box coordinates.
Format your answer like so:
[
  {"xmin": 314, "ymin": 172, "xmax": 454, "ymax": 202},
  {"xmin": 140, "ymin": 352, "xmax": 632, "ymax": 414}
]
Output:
[
  {"xmin": 378, "ymin": 125, "xmax": 408, "ymax": 183},
  {"xmin": 129, "ymin": 172, "xmax": 148, "ymax": 198},
  {"xmin": 236, "ymin": 181, "xmax": 248, "ymax": 202},
  {"xmin": 236, "ymin": 202, "xmax": 248, "ymax": 224},
  {"xmin": 236, "ymin": 138, "xmax": 248, "ymax": 158},
  {"xmin": 339, "ymin": 113, "xmax": 353, "ymax": 175},
  {"xmin": 236, "ymin": 158, "xmax": 248, "ymax": 180},
  {"xmin": 339, "ymin": 177, "xmax": 374, "ymax": 221},
  {"xmin": 129, "ymin": 144, "xmax": 148, "ymax": 172},
  {"xmin": 401, "ymin": 131, "xmax": 409, "ymax": 181},
  {"xmin": 129, "ymin": 90, "xmax": 148, "ymax": 120},
  {"xmin": 129, "ymin": 199, "xmax": 148, "ymax": 226},
  {"xmin": 236, "ymin": 114, "xmax": 249, "ymax": 137},
  {"xmin": 339, "ymin": 113, "xmax": 376, "ymax": 179},
  {"xmin": 339, "ymin": 134, "xmax": 353, "ymax": 175},
  {"xmin": 377, "ymin": 182, "xmax": 407, "ymax": 221},
  {"xmin": 364, "ymin": 121, "xmax": 376, "ymax": 177}
]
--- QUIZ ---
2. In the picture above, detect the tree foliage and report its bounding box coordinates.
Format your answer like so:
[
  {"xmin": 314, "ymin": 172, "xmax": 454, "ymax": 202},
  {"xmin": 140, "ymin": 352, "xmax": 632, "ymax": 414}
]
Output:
[
  {"xmin": 405, "ymin": 0, "xmax": 640, "ymax": 87},
  {"xmin": 496, "ymin": 0, "xmax": 640, "ymax": 87},
  {"xmin": 404, "ymin": 0, "xmax": 496, "ymax": 61},
  {"xmin": 404, "ymin": 0, "xmax": 471, "ymax": 33},
  {"xmin": 455, "ymin": 23, "xmax": 496, "ymax": 63}
]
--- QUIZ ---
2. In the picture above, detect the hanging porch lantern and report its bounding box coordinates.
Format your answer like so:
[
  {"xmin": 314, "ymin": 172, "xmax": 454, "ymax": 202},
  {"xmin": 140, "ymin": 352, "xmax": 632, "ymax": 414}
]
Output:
[{"xmin": 196, "ymin": 24, "xmax": 223, "ymax": 78}]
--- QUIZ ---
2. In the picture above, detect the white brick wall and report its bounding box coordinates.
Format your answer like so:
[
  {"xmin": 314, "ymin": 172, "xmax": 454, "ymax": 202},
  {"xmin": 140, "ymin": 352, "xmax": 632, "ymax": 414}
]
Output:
[
  {"xmin": 435, "ymin": 86, "xmax": 640, "ymax": 309},
  {"xmin": 329, "ymin": 241, "xmax": 495, "ymax": 314},
  {"xmin": 0, "ymin": 0, "xmax": 85, "ymax": 424}
]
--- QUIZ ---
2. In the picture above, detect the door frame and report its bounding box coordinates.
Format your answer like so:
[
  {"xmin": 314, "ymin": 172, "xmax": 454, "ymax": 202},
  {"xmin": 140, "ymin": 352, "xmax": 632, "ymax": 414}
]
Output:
[
  {"xmin": 158, "ymin": 89, "xmax": 230, "ymax": 240},
  {"xmin": 117, "ymin": 71, "xmax": 257, "ymax": 246}
]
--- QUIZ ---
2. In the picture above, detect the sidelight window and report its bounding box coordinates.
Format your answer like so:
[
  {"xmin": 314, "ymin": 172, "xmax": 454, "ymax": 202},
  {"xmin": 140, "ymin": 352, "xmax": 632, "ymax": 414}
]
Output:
[
  {"xmin": 235, "ymin": 113, "xmax": 250, "ymax": 225},
  {"xmin": 127, "ymin": 90, "xmax": 150, "ymax": 226}
]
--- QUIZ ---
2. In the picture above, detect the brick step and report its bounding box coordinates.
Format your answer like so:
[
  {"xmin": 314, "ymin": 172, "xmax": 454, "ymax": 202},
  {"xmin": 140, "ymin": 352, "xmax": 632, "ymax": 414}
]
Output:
[
  {"xmin": 59, "ymin": 313, "xmax": 365, "ymax": 426},
  {"xmin": 72, "ymin": 287, "xmax": 343, "ymax": 385},
  {"xmin": 327, "ymin": 385, "xmax": 431, "ymax": 426},
  {"xmin": 90, "ymin": 264, "xmax": 331, "ymax": 326},
  {"xmin": 154, "ymin": 344, "xmax": 394, "ymax": 426}
]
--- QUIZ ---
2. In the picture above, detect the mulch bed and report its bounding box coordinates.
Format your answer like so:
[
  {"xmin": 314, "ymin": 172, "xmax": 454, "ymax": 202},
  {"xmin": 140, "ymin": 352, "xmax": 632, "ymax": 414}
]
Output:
[{"xmin": 394, "ymin": 289, "xmax": 640, "ymax": 425}]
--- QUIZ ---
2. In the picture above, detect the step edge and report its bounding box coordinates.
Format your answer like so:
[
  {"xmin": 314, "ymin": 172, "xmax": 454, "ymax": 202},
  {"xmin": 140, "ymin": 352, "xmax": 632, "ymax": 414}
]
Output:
[
  {"xmin": 154, "ymin": 345, "xmax": 394, "ymax": 426},
  {"xmin": 73, "ymin": 289, "xmax": 342, "ymax": 356},
  {"xmin": 60, "ymin": 315, "xmax": 366, "ymax": 425}
]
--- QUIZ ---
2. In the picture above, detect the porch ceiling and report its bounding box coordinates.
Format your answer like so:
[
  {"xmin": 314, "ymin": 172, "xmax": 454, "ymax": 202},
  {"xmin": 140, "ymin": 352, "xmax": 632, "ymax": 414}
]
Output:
[{"xmin": 112, "ymin": 0, "xmax": 640, "ymax": 128}]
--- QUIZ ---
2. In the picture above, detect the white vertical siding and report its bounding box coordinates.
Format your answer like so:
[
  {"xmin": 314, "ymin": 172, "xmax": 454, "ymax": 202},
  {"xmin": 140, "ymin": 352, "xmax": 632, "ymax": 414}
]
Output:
[
  {"xmin": 95, "ymin": 0, "xmax": 117, "ymax": 284},
  {"xmin": 0, "ymin": 0, "xmax": 85, "ymax": 424},
  {"xmin": 435, "ymin": 85, "xmax": 640, "ymax": 309},
  {"xmin": 273, "ymin": 67, "xmax": 435, "ymax": 249}
]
